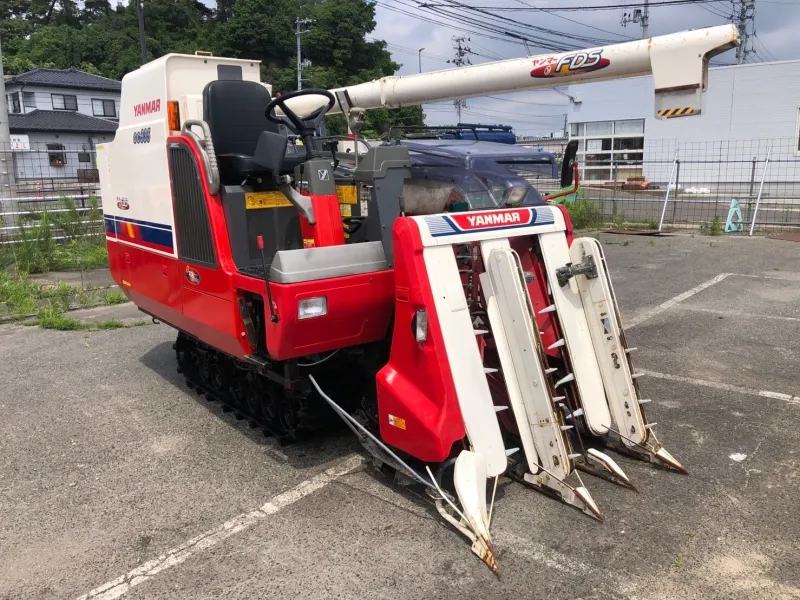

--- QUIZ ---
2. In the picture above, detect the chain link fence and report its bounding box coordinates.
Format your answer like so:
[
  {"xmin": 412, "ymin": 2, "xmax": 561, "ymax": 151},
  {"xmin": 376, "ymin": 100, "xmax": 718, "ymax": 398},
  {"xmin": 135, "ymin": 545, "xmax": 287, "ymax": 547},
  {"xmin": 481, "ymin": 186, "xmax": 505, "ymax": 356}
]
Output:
[
  {"xmin": 3, "ymin": 138, "xmax": 800, "ymax": 239},
  {"xmin": 573, "ymin": 137, "xmax": 800, "ymax": 234},
  {"xmin": 1, "ymin": 142, "xmax": 102, "ymax": 243}
]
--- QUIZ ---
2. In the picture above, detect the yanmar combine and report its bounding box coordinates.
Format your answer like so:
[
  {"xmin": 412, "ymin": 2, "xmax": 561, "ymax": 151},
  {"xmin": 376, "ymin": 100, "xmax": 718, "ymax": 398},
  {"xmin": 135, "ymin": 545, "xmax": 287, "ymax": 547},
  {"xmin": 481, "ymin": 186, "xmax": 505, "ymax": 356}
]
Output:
[{"xmin": 97, "ymin": 25, "xmax": 739, "ymax": 573}]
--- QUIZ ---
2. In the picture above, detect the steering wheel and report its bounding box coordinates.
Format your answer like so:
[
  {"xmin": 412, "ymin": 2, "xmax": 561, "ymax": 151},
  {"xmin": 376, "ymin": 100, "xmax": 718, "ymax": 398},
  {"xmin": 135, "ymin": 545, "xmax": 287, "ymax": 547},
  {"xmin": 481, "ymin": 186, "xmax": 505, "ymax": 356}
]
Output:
[{"xmin": 265, "ymin": 89, "xmax": 336, "ymax": 138}]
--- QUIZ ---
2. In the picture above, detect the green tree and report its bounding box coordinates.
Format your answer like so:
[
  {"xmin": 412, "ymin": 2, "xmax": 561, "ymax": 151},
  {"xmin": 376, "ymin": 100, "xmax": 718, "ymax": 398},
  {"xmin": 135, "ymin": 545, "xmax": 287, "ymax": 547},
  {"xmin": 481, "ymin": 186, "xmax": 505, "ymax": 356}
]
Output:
[{"xmin": 2, "ymin": 0, "xmax": 424, "ymax": 133}]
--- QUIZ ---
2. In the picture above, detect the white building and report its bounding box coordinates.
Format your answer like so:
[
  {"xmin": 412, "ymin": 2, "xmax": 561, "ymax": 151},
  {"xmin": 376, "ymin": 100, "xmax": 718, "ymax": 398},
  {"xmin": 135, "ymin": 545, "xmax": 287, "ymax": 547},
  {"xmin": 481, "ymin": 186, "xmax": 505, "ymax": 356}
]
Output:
[
  {"xmin": 5, "ymin": 67, "xmax": 120, "ymax": 183},
  {"xmin": 567, "ymin": 60, "xmax": 800, "ymax": 184}
]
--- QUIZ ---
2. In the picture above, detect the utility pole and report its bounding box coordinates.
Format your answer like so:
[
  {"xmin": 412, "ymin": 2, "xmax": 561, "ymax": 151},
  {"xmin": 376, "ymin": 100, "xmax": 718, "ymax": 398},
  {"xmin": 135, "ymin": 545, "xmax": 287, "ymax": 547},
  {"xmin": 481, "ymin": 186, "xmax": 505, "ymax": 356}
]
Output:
[
  {"xmin": 135, "ymin": 0, "xmax": 147, "ymax": 65},
  {"xmin": 418, "ymin": 48, "xmax": 425, "ymax": 124},
  {"xmin": 448, "ymin": 36, "xmax": 471, "ymax": 122},
  {"xmin": 732, "ymin": 0, "xmax": 756, "ymax": 64},
  {"xmin": 563, "ymin": 114, "xmax": 568, "ymax": 138},
  {"xmin": 620, "ymin": 0, "xmax": 649, "ymax": 39},
  {"xmin": 296, "ymin": 18, "xmax": 314, "ymax": 90},
  {"xmin": 0, "ymin": 35, "xmax": 17, "ymax": 196}
]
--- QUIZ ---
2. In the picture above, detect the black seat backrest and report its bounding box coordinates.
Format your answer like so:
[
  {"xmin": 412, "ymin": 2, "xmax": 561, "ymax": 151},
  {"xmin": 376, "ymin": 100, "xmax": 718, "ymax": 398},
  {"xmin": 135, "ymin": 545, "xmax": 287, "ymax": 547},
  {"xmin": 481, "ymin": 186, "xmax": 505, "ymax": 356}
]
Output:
[{"xmin": 203, "ymin": 80, "xmax": 279, "ymax": 158}]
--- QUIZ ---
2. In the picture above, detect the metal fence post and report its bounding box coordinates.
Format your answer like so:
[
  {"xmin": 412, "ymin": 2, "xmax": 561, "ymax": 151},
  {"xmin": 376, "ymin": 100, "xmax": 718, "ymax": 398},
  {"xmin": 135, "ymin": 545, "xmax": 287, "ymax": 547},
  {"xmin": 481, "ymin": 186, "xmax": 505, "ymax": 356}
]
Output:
[
  {"xmin": 749, "ymin": 145, "xmax": 772, "ymax": 236},
  {"xmin": 748, "ymin": 156, "xmax": 757, "ymax": 199},
  {"xmin": 658, "ymin": 150, "xmax": 679, "ymax": 232},
  {"xmin": 670, "ymin": 158, "xmax": 681, "ymax": 224}
]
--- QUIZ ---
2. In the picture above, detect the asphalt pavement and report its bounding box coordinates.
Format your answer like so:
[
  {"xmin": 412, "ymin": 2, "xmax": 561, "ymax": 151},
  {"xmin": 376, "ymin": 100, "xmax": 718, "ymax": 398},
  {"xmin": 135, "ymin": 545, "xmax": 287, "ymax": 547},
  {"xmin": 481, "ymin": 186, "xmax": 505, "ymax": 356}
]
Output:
[{"xmin": 1, "ymin": 232, "xmax": 798, "ymax": 600}]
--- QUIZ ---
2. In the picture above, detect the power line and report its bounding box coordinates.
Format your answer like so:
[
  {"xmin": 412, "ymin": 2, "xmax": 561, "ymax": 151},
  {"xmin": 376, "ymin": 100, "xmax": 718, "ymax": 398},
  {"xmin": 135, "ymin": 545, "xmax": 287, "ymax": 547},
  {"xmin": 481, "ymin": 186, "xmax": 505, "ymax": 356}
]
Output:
[
  {"xmin": 513, "ymin": 0, "xmax": 635, "ymax": 40},
  {"xmin": 486, "ymin": 95, "xmax": 569, "ymax": 107},
  {"xmin": 419, "ymin": 1, "xmax": 731, "ymax": 11}
]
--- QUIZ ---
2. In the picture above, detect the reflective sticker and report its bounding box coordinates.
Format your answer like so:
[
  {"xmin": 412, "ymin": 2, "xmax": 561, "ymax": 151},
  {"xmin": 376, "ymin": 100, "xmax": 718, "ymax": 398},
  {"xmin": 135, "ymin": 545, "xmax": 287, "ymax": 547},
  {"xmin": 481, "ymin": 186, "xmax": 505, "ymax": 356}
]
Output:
[
  {"xmin": 388, "ymin": 414, "xmax": 407, "ymax": 430},
  {"xmin": 245, "ymin": 191, "xmax": 292, "ymax": 209},
  {"xmin": 336, "ymin": 185, "xmax": 357, "ymax": 205},
  {"xmin": 303, "ymin": 238, "xmax": 315, "ymax": 248},
  {"xmin": 122, "ymin": 280, "xmax": 132, "ymax": 287},
  {"xmin": 340, "ymin": 204, "xmax": 352, "ymax": 217}
]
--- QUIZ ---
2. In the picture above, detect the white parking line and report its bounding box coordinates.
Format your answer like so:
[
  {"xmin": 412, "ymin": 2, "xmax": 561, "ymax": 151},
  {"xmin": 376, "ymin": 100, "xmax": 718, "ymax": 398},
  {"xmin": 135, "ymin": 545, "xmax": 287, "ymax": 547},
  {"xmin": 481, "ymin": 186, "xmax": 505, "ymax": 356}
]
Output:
[
  {"xmin": 675, "ymin": 305, "xmax": 800, "ymax": 323},
  {"xmin": 75, "ymin": 455, "xmax": 363, "ymax": 600},
  {"xmin": 626, "ymin": 273, "xmax": 732, "ymax": 329},
  {"xmin": 642, "ymin": 370, "xmax": 800, "ymax": 406}
]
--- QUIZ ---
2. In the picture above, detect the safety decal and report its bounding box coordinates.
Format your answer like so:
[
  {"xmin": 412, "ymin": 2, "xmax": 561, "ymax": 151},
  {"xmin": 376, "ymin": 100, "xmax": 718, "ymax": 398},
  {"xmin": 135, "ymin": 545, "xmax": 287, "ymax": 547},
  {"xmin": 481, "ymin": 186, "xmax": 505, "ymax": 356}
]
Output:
[
  {"xmin": 245, "ymin": 191, "xmax": 293, "ymax": 209},
  {"xmin": 116, "ymin": 197, "xmax": 130, "ymax": 210},
  {"xmin": 185, "ymin": 266, "xmax": 201, "ymax": 285},
  {"xmin": 530, "ymin": 50, "xmax": 610, "ymax": 78},
  {"xmin": 388, "ymin": 414, "xmax": 407, "ymax": 430}
]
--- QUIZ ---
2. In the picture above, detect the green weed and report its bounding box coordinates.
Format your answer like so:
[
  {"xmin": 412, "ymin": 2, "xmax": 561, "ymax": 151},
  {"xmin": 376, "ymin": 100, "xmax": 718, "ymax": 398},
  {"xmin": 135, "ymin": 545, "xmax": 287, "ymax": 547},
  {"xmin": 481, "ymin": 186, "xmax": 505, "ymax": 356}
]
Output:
[
  {"xmin": 566, "ymin": 197, "xmax": 601, "ymax": 230},
  {"xmin": 0, "ymin": 272, "xmax": 39, "ymax": 315},
  {"xmin": 37, "ymin": 304, "xmax": 87, "ymax": 330},
  {"xmin": 700, "ymin": 215, "xmax": 722, "ymax": 236},
  {"xmin": 104, "ymin": 290, "xmax": 127, "ymax": 305}
]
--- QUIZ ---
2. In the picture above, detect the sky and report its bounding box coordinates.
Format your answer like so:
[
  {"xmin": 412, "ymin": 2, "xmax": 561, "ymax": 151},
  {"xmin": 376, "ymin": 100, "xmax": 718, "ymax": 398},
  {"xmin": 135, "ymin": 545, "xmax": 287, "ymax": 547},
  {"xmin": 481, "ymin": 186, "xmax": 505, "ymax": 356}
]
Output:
[{"xmin": 367, "ymin": 0, "xmax": 800, "ymax": 136}]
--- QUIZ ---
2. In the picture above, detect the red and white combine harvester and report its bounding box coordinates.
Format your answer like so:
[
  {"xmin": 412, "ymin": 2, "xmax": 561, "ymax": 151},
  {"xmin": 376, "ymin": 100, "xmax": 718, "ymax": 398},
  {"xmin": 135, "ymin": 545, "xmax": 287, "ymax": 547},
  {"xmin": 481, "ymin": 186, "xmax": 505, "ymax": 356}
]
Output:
[{"xmin": 98, "ymin": 25, "xmax": 738, "ymax": 573}]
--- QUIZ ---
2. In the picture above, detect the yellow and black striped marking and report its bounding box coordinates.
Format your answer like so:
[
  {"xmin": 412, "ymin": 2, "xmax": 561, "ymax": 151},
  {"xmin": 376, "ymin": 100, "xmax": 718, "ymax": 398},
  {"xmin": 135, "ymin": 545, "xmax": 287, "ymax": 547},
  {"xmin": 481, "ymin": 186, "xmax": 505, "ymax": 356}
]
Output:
[{"xmin": 657, "ymin": 107, "xmax": 696, "ymax": 118}]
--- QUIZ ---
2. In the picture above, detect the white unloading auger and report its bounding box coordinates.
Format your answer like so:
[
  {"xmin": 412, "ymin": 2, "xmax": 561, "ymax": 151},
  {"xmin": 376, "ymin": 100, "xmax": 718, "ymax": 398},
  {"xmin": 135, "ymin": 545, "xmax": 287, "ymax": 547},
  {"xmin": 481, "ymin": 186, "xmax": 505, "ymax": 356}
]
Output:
[{"xmin": 283, "ymin": 24, "xmax": 739, "ymax": 121}]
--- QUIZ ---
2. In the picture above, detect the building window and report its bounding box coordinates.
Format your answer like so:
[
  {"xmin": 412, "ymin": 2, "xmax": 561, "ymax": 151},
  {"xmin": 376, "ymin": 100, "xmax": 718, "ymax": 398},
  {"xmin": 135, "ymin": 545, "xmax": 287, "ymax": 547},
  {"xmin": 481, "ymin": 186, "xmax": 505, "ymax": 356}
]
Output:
[
  {"xmin": 92, "ymin": 99, "xmax": 116, "ymax": 118},
  {"xmin": 78, "ymin": 152, "xmax": 91, "ymax": 163},
  {"xmin": 52, "ymin": 94, "xmax": 78, "ymax": 111},
  {"xmin": 23, "ymin": 92, "xmax": 36, "ymax": 109},
  {"xmin": 9, "ymin": 92, "xmax": 21, "ymax": 113},
  {"xmin": 569, "ymin": 118, "xmax": 645, "ymax": 181},
  {"xmin": 47, "ymin": 143, "xmax": 67, "ymax": 167}
]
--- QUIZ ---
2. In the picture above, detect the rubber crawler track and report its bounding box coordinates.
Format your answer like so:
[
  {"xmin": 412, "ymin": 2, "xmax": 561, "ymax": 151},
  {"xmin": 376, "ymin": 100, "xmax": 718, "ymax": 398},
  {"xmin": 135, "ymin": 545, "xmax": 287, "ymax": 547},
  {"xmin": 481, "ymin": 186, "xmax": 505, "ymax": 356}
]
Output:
[{"xmin": 173, "ymin": 332, "xmax": 335, "ymax": 444}]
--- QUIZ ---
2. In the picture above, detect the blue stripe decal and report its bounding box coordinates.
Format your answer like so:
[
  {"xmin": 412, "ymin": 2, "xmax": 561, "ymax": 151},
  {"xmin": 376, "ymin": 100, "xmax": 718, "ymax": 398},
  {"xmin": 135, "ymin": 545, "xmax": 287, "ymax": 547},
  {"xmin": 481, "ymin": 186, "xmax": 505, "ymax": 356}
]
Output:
[
  {"xmin": 103, "ymin": 214, "xmax": 173, "ymax": 232},
  {"xmin": 104, "ymin": 214, "xmax": 174, "ymax": 251}
]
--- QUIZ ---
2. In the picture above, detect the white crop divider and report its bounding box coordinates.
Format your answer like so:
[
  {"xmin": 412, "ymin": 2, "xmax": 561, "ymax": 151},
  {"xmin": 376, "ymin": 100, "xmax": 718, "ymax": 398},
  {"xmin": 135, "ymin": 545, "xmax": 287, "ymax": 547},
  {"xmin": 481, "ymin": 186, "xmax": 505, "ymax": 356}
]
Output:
[
  {"xmin": 658, "ymin": 150, "xmax": 679, "ymax": 232},
  {"xmin": 748, "ymin": 144, "xmax": 772, "ymax": 237}
]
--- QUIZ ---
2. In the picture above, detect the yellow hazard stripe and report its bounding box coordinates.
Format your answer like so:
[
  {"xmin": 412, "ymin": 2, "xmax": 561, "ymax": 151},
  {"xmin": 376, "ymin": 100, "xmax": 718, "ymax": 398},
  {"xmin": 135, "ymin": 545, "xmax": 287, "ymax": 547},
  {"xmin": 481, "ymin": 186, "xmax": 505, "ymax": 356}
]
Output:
[{"xmin": 657, "ymin": 107, "xmax": 696, "ymax": 118}]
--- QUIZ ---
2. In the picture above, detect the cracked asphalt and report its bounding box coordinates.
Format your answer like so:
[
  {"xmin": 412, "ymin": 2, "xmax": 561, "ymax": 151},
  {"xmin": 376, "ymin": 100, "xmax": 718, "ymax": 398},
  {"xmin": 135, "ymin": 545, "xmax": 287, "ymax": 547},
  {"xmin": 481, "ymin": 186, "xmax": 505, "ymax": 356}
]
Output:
[{"xmin": 1, "ymin": 232, "xmax": 798, "ymax": 600}]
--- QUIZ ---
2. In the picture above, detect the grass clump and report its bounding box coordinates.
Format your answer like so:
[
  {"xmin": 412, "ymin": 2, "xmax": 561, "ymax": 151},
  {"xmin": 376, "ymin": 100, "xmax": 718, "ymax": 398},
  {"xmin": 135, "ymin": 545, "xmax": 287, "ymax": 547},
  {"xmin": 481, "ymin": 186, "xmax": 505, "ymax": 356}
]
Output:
[
  {"xmin": 0, "ymin": 272, "xmax": 40, "ymax": 315},
  {"xmin": 37, "ymin": 304, "xmax": 86, "ymax": 330},
  {"xmin": 566, "ymin": 197, "xmax": 601, "ymax": 230},
  {"xmin": 700, "ymin": 215, "xmax": 723, "ymax": 236},
  {"xmin": 104, "ymin": 290, "xmax": 127, "ymax": 305},
  {"xmin": 3, "ymin": 195, "xmax": 108, "ymax": 274}
]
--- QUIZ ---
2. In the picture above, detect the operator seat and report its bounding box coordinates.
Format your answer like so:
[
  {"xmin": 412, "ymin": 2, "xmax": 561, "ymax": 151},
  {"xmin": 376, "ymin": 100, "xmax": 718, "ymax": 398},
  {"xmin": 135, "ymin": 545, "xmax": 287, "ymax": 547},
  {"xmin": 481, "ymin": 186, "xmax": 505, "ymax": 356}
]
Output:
[{"xmin": 202, "ymin": 80, "xmax": 303, "ymax": 183}]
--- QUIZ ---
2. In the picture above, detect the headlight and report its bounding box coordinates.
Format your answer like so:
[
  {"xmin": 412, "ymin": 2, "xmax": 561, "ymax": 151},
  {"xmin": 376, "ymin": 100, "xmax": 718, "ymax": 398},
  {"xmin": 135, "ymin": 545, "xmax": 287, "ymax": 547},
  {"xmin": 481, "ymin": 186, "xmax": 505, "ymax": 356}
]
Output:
[
  {"xmin": 298, "ymin": 296, "xmax": 327, "ymax": 320},
  {"xmin": 412, "ymin": 309, "xmax": 428, "ymax": 342},
  {"xmin": 504, "ymin": 185, "xmax": 530, "ymax": 206}
]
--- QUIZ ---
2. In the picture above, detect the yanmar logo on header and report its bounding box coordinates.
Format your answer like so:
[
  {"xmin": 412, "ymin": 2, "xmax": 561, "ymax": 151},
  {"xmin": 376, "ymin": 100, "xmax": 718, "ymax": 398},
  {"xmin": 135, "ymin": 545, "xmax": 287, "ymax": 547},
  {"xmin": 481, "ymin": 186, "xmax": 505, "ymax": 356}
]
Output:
[
  {"xmin": 452, "ymin": 209, "xmax": 532, "ymax": 230},
  {"xmin": 133, "ymin": 99, "xmax": 161, "ymax": 117},
  {"xmin": 424, "ymin": 208, "xmax": 554, "ymax": 238}
]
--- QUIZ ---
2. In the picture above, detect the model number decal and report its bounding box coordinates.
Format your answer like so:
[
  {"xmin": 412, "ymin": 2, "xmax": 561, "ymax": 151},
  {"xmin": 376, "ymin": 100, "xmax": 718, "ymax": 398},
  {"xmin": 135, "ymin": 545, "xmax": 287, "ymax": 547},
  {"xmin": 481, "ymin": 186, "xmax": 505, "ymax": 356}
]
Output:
[
  {"xmin": 530, "ymin": 49, "xmax": 610, "ymax": 78},
  {"xmin": 133, "ymin": 127, "xmax": 151, "ymax": 144}
]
